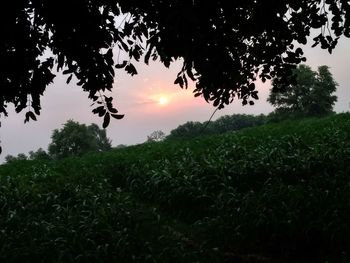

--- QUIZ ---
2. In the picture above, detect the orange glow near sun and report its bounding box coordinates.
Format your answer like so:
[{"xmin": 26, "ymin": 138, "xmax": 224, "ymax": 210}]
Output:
[{"xmin": 158, "ymin": 96, "xmax": 169, "ymax": 106}]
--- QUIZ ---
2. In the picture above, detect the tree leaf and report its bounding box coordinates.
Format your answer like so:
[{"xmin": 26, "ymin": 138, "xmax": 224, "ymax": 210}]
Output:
[
  {"xmin": 111, "ymin": 114, "xmax": 125, "ymax": 120},
  {"xmin": 183, "ymin": 75, "xmax": 188, "ymax": 89},
  {"xmin": 92, "ymin": 106, "xmax": 104, "ymax": 114},
  {"xmin": 186, "ymin": 67, "xmax": 196, "ymax": 81},
  {"xmin": 251, "ymin": 92, "xmax": 259, "ymax": 100},
  {"xmin": 213, "ymin": 98, "xmax": 220, "ymax": 107},
  {"xmin": 248, "ymin": 83, "xmax": 255, "ymax": 91},
  {"xmin": 144, "ymin": 44, "xmax": 155, "ymax": 64},
  {"xmin": 98, "ymin": 109, "xmax": 106, "ymax": 117},
  {"xmin": 115, "ymin": 60, "xmax": 127, "ymax": 69},
  {"xmin": 34, "ymin": 107, "xmax": 41, "ymax": 115},
  {"xmin": 125, "ymin": 63, "xmax": 138, "ymax": 76},
  {"xmin": 174, "ymin": 76, "xmax": 184, "ymax": 88},
  {"xmin": 66, "ymin": 74, "xmax": 73, "ymax": 84},
  {"xmin": 62, "ymin": 69, "xmax": 73, "ymax": 75},
  {"xmin": 103, "ymin": 113, "xmax": 110, "ymax": 128},
  {"xmin": 25, "ymin": 111, "xmax": 37, "ymax": 123},
  {"xmin": 109, "ymin": 107, "xmax": 118, "ymax": 113}
]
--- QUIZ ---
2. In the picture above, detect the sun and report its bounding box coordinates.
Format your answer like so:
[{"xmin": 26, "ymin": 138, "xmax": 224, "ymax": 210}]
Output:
[{"xmin": 158, "ymin": 96, "xmax": 169, "ymax": 106}]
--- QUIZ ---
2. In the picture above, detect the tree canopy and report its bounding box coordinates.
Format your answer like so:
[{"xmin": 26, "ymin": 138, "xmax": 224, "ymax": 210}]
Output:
[
  {"xmin": 166, "ymin": 114, "xmax": 267, "ymax": 140},
  {"xmin": 147, "ymin": 130, "xmax": 166, "ymax": 143},
  {"xmin": 1, "ymin": 1, "xmax": 349, "ymax": 130},
  {"xmin": 48, "ymin": 120, "xmax": 112, "ymax": 159},
  {"xmin": 268, "ymin": 64, "xmax": 338, "ymax": 118}
]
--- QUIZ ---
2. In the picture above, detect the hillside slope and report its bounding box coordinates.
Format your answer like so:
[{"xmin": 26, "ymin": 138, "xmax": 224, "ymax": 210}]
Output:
[{"xmin": 1, "ymin": 113, "xmax": 350, "ymax": 262}]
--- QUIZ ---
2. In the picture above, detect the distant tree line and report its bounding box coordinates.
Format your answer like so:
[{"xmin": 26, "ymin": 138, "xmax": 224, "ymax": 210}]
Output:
[{"xmin": 165, "ymin": 114, "xmax": 267, "ymax": 140}]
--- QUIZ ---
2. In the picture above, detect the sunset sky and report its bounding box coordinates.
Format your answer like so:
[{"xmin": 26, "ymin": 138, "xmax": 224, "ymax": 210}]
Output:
[{"xmin": 1, "ymin": 36, "xmax": 350, "ymax": 162}]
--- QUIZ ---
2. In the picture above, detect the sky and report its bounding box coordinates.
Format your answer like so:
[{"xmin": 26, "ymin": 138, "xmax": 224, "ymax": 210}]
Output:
[{"xmin": 0, "ymin": 36, "xmax": 350, "ymax": 162}]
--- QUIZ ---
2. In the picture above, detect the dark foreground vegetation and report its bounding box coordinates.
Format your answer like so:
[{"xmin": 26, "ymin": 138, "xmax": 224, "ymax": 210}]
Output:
[{"xmin": 1, "ymin": 113, "xmax": 350, "ymax": 262}]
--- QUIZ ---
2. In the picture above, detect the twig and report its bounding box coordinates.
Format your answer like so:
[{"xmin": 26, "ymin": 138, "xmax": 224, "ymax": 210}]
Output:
[{"xmin": 200, "ymin": 107, "xmax": 220, "ymax": 134}]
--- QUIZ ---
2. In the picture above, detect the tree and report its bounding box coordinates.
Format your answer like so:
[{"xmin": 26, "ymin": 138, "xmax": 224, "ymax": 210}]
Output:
[
  {"xmin": 28, "ymin": 148, "xmax": 51, "ymax": 161},
  {"xmin": 87, "ymin": 123, "xmax": 113, "ymax": 152},
  {"xmin": 48, "ymin": 120, "xmax": 112, "ymax": 159},
  {"xmin": 166, "ymin": 114, "xmax": 267, "ymax": 140},
  {"xmin": 4, "ymin": 153, "xmax": 28, "ymax": 163},
  {"xmin": 268, "ymin": 65, "xmax": 338, "ymax": 118},
  {"xmin": 147, "ymin": 130, "xmax": 166, "ymax": 142},
  {"xmin": 212, "ymin": 114, "xmax": 267, "ymax": 133},
  {"xmin": 0, "ymin": 1, "xmax": 349, "ymax": 141},
  {"xmin": 4, "ymin": 155, "xmax": 16, "ymax": 163},
  {"xmin": 166, "ymin": 121, "xmax": 204, "ymax": 140},
  {"xmin": 115, "ymin": 144, "xmax": 127, "ymax": 149}
]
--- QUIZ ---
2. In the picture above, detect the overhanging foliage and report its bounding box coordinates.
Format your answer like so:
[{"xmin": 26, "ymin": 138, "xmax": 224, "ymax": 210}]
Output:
[{"xmin": 0, "ymin": 1, "xmax": 349, "ymax": 125}]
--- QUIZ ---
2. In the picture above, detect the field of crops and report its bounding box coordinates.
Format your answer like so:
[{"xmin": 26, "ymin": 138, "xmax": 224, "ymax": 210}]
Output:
[{"xmin": 1, "ymin": 113, "xmax": 350, "ymax": 262}]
